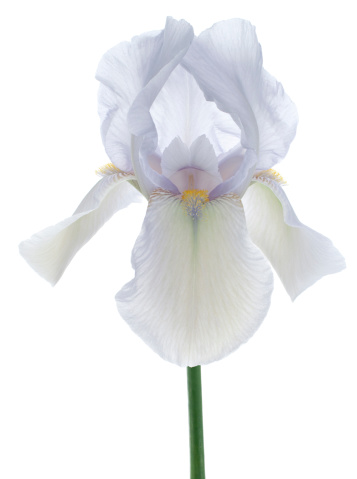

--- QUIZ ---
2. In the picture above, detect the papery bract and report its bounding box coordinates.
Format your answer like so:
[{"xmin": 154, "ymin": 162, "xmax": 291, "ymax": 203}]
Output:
[{"xmin": 19, "ymin": 18, "xmax": 345, "ymax": 366}]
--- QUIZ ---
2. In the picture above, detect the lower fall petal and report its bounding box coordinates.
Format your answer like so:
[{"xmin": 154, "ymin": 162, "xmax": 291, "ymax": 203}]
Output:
[
  {"xmin": 19, "ymin": 172, "xmax": 140, "ymax": 285},
  {"xmin": 116, "ymin": 189, "xmax": 273, "ymax": 367},
  {"xmin": 243, "ymin": 176, "xmax": 346, "ymax": 300}
]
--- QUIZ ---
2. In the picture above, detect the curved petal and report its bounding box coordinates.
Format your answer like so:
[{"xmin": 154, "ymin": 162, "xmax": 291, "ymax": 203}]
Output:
[
  {"xmin": 131, "ymin": 135, "xmax": 180, "ymax": 199},
  {"xmin": 19, "ymin": 172, "xmax": 141, "ymax": 285},
  {"xmin": 242, "ymin": 176, "xmax": 346, "ymax": 300},
  {"xmin": 218, "ymin": 144, "xmax": 246, "ymax": 181},
  {"xmin": 96, "ymin": 35, "xmax": 155, "ymax": 171},
  {"xmin": 189, "ymin": 135, "xmax": 220, "ymax": 177},
  {"xmin": 161, "ymin": 135, "xmax": 221, "ymax": 186},
  {"xmin": 97, "ymin": 88, "xmax": 132, "ymax": 171},
  {"xmin": 127, "ymin": 18, "xmax": 194, "ymax": 147},
  {"xmin": 96, "ymin": 18, "xmax": 194, "ymax": 175},
  {"xmin": 150, "ymin": 64, "xmax": 240, "ymax": 155},
  {"xmin": 161, "ymin": 136, "xmax": 191, "ymax": 177},
  {"xmin": 182, "ymin": 19, "xmax": 298, "ymax": 169},
  {"xmin": 209, "ymin": 148, "xmax": 257, "ymax": 199},
  {"xmin": 129, "ymin": 19, "xmax": 194, "ymax": 196},
  {"xmin": 116, "ymin": 189, "xmax": 273, "ymax": 367}
]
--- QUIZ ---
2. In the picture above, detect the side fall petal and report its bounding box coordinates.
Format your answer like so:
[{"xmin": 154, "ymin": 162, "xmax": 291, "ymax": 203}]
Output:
[
  {"xmin": 19, "ymin": 172, "xmax": 140, "ymax": 285},
  {"xmin": 243, "ymin": 176, "xmax": 346, "ymax": 300},
  {"xmin": 116, "ymin": 189, "xmax": 273, "ymax": 367}
]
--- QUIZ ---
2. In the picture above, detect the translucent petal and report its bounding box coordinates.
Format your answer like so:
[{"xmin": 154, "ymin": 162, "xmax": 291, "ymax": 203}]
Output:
[
  {"xmin": 161, "ymin": 137, "xmax": 191, "ymax": 177},
  {"xmin": 127, "ymin": 18, "xmax": 194, "ymax": 150},
  {"xmin": 210, "ymin": 148, "xmax": 257, "ymax": 199},
  {"xmin": 218, "ymin": 145, "xmax": 246, "ymax": 181},
  {"xmin": 116, "ymin": 190, "xmax": 273, "ymax": 366},
  {"xmin": 130, "ymin": 135, "xmax": 180, "ymax": 199},
  {"xmin": 161, "ymin": 136, "xmax": 221, "ymax": 193},
  {"xmin": 96, "ymin": 18, "xmax": 194, "ymax": 178},
  {"xmin": 189, "ymin": 135, "xmax": 220, "ymax": 177},
  {"xmin": 150, "ymin": 64, "xmax": 240, "ymax": 155},
  {"xmin": 182, "ymin": 19, "xmax": 298, "ymax": 169},
  {"xmin": 97, "ymin": 87, "xmax": 132, "ymax": 171},
  {"xmin": 243, "ymin": 177, "xmax": 346, "ymax": 300},
  {"xmin": 19, "ymin": 173, "xmax": 140, "ymax": 285}
]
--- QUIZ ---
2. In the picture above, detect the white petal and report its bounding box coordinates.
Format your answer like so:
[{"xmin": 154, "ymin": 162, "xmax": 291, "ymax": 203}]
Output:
[
  {"xmin": 19, "ymin": 173, "xmax": 140, "ymax": 285},
  {"xmin": 210, "ymin": 148, "xmax": 257, "ymax": 199},
  {"xmin": 131, "ymin": 135, "xmax": 180, "ymax": 199},
  {"xmin": 162, "ymin": 135, "xmax": 220, "ymax": 177},
  {"xmin": 189, "ymin": 135, "xmax": 220, "ymax": 177},
  {"xmin": 127, "ymin": 18, "xmax": 194, "ymax": 147},
  {"xmin": 96, "ymin": 18, "xmax": 194, "ymax": 176},
  {"xmin": 150, "ymin": 64, "xmax": 240, "ymax": 155},
  {"xmin": 96, "ymin": 37, "xmax": 149, "ymax": 170},
  {"xmin": 97, "ymin": 87, "xmax": 132, "ymax": 171},
  {"xmin": 161, "ymin": 137, "xmax": 191, "ymax": 177},
  {"xmin": 130, "ymin": 18, "xmax": 194, "ymax": 195},
  {"xmin": 116, "ymin": 190, "xmax": 273, "ymax": 367},
  {"xmin": 182, "ymin": 19, "xmax": 298, "ymax": 169},
  {"xmin": 243, "ymin": 176, "xmax": 346, "ymax": 300},
  {"xmin": 218, "ymin": 145, "xmax": 246, "ymax": 181}
]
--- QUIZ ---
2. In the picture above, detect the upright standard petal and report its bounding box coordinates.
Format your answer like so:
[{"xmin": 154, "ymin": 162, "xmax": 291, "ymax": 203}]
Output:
[
  {"xmin": 161, "ymin": 136, "xmax": 222, "ymax": 193},
  {"xmin": 127, "ymin": 18, "xmax": 194, "ymax": 144},
  {"xmin": 243, "ymin": 174, "xmax": 346, "ymax": 300},
  {"xmin": 96, "ymin": 18, "xmax": 194, "ymax": 179},
  {"xmin": 19, "ymin": 171, "xmax": 140, "ymax": 285},
  {"xmin": 127, "ymin": 18, "xmax": 194, "ymax": 197},
  {"xmin": 210, "ymin": 148, "xmax": 257, "ymax": 199},
  {"xmin": 150, "ymin": 64, "xmax": 240, "ymax": 155},
  {"xmin": 182, "ymin": 19, "xmax": 298, "ymax": 169},
  {"xmin": 116, "ymin": 190, "xmax": 273, "ymax": 367}
]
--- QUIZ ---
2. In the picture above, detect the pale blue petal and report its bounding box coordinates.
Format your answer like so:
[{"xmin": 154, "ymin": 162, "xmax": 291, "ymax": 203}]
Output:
[{"xmin": 182, "ymin": 19, "xmax": 298, "ymax": 170}]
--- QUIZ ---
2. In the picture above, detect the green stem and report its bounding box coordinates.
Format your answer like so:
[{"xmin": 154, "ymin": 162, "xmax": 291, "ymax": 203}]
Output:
[{"xmin": 187, "ymin": 366, "xmax": 205, "ymax": 479}]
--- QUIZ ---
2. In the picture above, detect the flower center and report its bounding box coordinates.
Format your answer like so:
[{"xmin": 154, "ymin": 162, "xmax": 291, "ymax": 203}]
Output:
[{"xmin": 181, "ymin": 189, "xmax": 209, "ymax": 219}]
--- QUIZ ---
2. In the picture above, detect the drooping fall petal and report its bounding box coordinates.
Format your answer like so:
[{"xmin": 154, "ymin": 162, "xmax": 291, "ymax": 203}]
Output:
[
  {"xmin": 116, "ymin": 190, "xmax": 273, "ymax": 366},
  {"xmin": 243, "ymin": 175, "xmax": 346, "ymax": 300},
  {"xmin": 19, "ymin": 172, "xmax": 140, "ymax": 285}
]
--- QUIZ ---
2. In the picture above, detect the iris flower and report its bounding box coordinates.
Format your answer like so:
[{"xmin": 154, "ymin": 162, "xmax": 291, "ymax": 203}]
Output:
[{"xmin": 19, "ymin": 18, "xmax": 345, "ymax": 367}]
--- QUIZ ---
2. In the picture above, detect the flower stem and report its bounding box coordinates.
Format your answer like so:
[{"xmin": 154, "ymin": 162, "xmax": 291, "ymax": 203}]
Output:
[{"xmin": 187, "ymin": 366, "xmax": 205, "ymax": 479}]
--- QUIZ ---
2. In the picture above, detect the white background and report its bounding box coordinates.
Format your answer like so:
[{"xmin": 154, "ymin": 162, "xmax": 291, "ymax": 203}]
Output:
[{"xmin": 1, "ymin": 0, "xmax": 356, "ymax": 478}]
